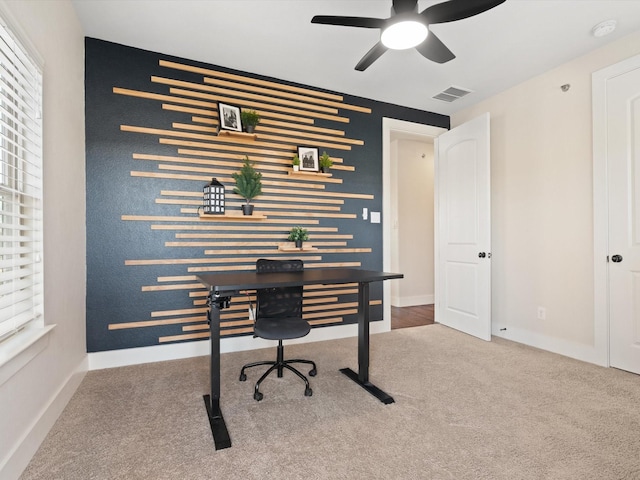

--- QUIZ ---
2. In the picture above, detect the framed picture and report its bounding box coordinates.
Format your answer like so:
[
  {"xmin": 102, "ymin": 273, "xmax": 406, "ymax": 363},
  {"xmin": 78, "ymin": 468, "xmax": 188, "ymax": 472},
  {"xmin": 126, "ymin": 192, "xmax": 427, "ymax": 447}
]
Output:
[
  {"xmin": 297, "ymin": 146, "xmax": 319, "ymax": 172},
  {"xmin": 218, "ymin": 102, "xmax": 242, "ymax": 132}
]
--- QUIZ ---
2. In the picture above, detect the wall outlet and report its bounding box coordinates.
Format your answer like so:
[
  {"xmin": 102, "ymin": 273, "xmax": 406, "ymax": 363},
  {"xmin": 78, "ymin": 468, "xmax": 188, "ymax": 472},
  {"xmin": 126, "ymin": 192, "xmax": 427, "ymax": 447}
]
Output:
[
  {"xmin": 249, "ymin": 306, "xmax": 256, "ymax": 320},
  {"xmin": 537, "ymin": 306, "xmax": 546, "ymax": 320}
]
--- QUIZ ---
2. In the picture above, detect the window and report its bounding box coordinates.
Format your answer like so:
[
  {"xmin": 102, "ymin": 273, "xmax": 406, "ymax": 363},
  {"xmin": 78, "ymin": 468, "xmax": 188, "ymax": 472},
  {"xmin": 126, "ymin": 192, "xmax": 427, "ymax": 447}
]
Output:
[{"xmin": 0, "ymin": 17, "xmax": 43, "ymax": 343}]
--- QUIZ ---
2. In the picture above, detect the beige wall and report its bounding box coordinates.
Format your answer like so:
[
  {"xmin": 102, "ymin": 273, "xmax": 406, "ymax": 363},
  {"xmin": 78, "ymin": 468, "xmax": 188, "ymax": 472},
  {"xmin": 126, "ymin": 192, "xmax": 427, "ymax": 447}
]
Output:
[
  {"xmin": 391, "ymin": 139, "xmax": 435, "ymax": 306},
  {"xmin": 0, "ymin": 1, "xmax": 86, "ymax": 478},
  {"xmin": 452, "ymin": 30, "xmax": 640, "ymax": 362}
]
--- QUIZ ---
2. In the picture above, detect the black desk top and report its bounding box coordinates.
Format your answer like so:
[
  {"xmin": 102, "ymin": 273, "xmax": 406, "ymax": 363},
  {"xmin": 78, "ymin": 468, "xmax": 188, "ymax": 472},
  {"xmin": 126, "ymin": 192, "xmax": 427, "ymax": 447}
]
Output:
[{"xmin": 196, "ymin": 268, "xmax": 403, "ymax": 294}]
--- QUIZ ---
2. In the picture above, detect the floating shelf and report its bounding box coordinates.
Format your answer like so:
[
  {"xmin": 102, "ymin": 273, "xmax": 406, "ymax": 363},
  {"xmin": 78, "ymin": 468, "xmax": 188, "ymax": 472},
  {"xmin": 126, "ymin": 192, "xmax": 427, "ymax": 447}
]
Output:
[
  {"xmin": 278, "ymin": 243, "xmax": 318, "ymax": 252},
  {"xmin": 217, "ymin": 130, "xmax": 257, "ymax": 140},
  {"xmin": 288, "ymin": 170, "xmax": 332, "ymax": 178},
  {"xmin": 200, "ymin": 212, "xmax": 267, "ymax": 221}
]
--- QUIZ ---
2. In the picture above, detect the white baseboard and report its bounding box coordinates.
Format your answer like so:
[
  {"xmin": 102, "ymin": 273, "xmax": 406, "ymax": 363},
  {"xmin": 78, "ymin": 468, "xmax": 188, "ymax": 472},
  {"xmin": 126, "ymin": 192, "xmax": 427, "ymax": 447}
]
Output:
[
  {"xmin": 491, "ymin": 324, "xmax": 605, "ymax": 367},
  {"xmin": 391, "ymin": 295, "xmax": 434, "ymax": 308},
  {"xmin": 1, "ymin": 356, "xmax": 87, "ymax": 480},
  {"xmin": 88, "ymin": 321, "xmax": 391, "ymax": 371}
]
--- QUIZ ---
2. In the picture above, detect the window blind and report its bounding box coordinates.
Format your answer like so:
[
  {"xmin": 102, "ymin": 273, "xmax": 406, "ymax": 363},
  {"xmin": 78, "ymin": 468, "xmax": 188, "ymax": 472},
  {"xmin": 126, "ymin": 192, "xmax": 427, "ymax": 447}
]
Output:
[{"xmin": 0, "ymin": 16, "xmax": 43, "ymax": 343}]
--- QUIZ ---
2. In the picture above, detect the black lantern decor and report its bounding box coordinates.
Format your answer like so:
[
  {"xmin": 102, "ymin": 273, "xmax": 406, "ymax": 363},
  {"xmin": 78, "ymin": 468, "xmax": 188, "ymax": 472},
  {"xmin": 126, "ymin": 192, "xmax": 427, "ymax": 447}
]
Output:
[{"xmin": 203, "ymin": 178, "xmax": 225, "ymax": 214}]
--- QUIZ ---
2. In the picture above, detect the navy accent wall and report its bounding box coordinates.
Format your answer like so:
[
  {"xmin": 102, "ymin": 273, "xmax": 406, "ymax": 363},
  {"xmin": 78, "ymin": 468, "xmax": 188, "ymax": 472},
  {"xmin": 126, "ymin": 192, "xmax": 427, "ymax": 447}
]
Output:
[{"xmin": 85, "ymin": 38, "xmax": 448, "ymax": 353}]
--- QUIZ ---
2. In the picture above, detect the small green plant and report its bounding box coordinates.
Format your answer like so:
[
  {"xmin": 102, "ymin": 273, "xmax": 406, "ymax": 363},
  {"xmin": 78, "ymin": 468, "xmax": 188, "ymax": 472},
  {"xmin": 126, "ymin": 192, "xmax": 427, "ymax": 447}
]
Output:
[
  {"xmin": 319, "ymin": 151, "xmax": 333, "ymax": 171},
  {"xmin": 287, "ymin": 226, "xmax": 309, "ymax": 242},
  {"xmin": 232, "ymin": 156, "xmax": 262, "ymax": 204},
  {"xmin": 292, "ymin": 154, "xmax": 300, "ymax": 166},
  {"xmin": 240, "ymin": 109, "xmax": 260, "ymax": 129}
]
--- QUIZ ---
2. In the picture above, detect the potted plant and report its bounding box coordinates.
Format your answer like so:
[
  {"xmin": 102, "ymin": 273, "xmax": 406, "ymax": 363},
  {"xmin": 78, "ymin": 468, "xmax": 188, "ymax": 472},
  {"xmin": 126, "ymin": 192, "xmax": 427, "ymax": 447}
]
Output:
[
  {"xmin": 232, "ymin": 156, "xmax": 262, "ymax": 215},
  {"xmin": 319, "ymin": 151, "xmax": 333, "ymax": 173},
  {"xmin": 240, "ymin": 109, "xmax": 260, "ymax": 133},
  {"xmin": 287, "ymin": 226, "xmax": 309, "ymax": 249},
  {"xmin": 292, "ymin": 154, "xmax": 300, "ymax": 172}
]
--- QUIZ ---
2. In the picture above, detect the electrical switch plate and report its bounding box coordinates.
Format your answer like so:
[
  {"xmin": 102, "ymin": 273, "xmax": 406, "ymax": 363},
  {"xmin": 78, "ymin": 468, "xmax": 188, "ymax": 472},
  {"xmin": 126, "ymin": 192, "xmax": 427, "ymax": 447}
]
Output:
[
  {"xmin": 362, "ymin": 207, "xmax": 368, "ymax": 220},
  {"xmin": 537, "ymin": 306, "xmax": 546, "ymax": 320},
  {"xmin": 371, "ymin": 211, "xmax": 381, "ymax": 224}
]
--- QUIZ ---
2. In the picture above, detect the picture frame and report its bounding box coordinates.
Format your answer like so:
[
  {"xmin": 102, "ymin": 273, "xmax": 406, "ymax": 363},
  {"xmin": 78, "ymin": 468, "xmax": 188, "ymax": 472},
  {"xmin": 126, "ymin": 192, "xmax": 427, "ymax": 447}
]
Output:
[
  {"xmin": 297, "ymin": 146, "xmax": 319, "ymax": 172},
  {"xmin": 218, "ymin": 102, "xmax": 242, "ymax": 132}
]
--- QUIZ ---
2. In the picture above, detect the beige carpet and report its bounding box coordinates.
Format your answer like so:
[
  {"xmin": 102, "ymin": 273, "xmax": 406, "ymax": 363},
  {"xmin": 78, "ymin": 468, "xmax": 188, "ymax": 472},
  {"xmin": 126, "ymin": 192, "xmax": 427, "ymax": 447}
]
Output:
[{"xmin": 21, "ymin": 325, "xmax": 640, "ymax": 480}]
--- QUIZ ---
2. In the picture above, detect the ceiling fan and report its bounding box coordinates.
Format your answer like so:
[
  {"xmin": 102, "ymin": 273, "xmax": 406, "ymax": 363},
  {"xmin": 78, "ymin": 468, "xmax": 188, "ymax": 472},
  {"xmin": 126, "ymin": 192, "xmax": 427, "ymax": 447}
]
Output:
[{"xmin": 311, "ymin": 0, "xmax": 506, "ymax": 71}]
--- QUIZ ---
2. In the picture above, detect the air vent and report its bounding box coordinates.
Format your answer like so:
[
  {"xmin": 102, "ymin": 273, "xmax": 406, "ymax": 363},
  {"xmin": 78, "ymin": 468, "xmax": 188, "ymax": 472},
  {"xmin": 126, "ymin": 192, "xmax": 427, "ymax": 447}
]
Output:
[{"xmin": 433, "ymin": 85, "xmax": 473, "ymax": 103}]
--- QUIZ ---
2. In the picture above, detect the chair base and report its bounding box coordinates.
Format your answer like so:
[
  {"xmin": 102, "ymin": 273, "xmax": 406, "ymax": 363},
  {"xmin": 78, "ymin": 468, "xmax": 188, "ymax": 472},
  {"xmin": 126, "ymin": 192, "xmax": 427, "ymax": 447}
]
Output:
[{"xmin": 239, "ymin": 340, "xmax": 316, "ymax": 401}]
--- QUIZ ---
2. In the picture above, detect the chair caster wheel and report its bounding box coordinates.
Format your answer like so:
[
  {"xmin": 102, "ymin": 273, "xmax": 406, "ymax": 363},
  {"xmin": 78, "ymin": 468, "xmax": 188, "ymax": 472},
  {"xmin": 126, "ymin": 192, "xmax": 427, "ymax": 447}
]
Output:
[
  {"xmin": 304, "ymin": 387, "xmax": 313, "ymax": 397},
  {"xmin": 239, "ymin": 372, "xmax": 247, "ymax": 382},
  {"xmin": 309, "ymin": 368, "xmax": 317, "ymax": 377},
  {"xmin": 254, "ymin": 391, "xmax": 263, "ymax": 401}
]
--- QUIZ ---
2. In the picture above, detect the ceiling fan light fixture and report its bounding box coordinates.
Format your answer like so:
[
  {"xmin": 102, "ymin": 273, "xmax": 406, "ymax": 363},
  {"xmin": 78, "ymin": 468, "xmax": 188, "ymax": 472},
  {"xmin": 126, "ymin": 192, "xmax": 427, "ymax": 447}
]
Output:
[{"xmin": 381, "ymin": 20, "xmax": 428, "ymax": 50}]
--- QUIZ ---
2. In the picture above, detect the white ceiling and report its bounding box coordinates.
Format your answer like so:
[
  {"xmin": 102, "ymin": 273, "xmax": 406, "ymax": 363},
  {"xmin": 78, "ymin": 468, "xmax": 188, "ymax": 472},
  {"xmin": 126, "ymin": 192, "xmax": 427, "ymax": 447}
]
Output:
[{"xmin": 71, "ymin": 0, "xmax": 640, "ymax": 116}]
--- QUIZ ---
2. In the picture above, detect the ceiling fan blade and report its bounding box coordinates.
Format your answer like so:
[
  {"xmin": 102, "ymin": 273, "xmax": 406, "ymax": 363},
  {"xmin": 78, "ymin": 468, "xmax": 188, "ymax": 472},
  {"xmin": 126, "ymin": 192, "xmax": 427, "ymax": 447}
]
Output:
[
  {"xmin": 415, "ymin": 31, "xmax": 455, "ymax": 64},
  {"xmin": 355, "ymin": 42, "xmax": 388, "ymax": 71},
  {"xmin": 311, "ymin": 15, "xmax": 386, "ymax": 29},
  {"xmin": 421, "ymin": 0, "xmax": 506, "ymax": 25},
  {"xmin": 392, "ymin": 0, "xmax": 419, "ymax": 14}
]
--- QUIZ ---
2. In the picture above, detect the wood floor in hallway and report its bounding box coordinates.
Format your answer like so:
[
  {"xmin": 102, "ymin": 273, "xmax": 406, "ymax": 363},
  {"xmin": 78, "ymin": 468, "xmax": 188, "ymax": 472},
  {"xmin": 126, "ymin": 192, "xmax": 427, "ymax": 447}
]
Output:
[{"xmin": 391, "ymin": 304, "xmax": 434, "ymax": 330}]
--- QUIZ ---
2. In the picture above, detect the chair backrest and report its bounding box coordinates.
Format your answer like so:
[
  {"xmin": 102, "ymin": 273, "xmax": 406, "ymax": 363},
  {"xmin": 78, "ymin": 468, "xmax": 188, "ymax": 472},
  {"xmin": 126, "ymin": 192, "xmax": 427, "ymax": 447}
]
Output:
[{"xmin": 255, "ymin": 259, "xmax": 303, "ymax": 319}]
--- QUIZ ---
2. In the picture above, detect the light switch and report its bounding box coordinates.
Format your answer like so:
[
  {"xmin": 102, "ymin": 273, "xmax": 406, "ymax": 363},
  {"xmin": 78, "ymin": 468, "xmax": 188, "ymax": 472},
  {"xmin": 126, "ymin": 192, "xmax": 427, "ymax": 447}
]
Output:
[
  {"xmin": 362, "ymin": 207, "xmax": 368, "ymax": 220},
  {"xmin": 371, "ymin": 211, "xmax": 381, "ymax": 223}
]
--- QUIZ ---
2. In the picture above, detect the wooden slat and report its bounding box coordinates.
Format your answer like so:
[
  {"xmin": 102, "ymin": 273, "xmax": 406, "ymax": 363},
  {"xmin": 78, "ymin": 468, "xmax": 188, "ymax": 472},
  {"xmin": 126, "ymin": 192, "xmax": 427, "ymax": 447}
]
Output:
[
  {"xmin": 158, "ymin": 275, "xmax": 198, "ymax": 282},
  {"xmin": 187, "ymin": 261, "xmax": 360, "ymax": 273},
  {"xmin": 108, "ymin": 315, "xmax": 206, "ymax": 330},
  {"xmin": 166, "ymin": 83, "xmax": 339, "ymax": 114},
  {"xmin": 202, "ymin": 76, "xmax": 372, "ymax": 114},
  {"xmin": 159, "ymin": 59, "xmax": 344, "ymax": 101},
  {"xmin": 160, "ymin": 138, "xmax": 295, "ymax": 156},
  {"xmin": 113, "ymin": 87, "xmax": 216, "ymax": 109},
  {"xmin": 152, "ymin": 224, "xmax": 338, "ymax": 231},
  {"xmin": 141, "ymin": 282, "xmax": 204, "ymax": 292},
  {"xmin": 255, "ymin": 124, "xmax": 363, "ymax": 146},
  {"xmin": 256, "ymin": 131, "xmax": 362, "ymax": 148},
  {"xmin": 157, "ymin": 164, "xmax": 342, "ymax": 185},
  {"xmin": 193, "ymin": 115, "xmax": 345, "ymax": 136},
  {"xmin": 157, "ymin": 199, "xmax": 342, "ymax": 212},
  {"xmin": 122, "ymin": 214, "xmax": 319, "ymax": 225},
  {"xmin": 309, "ymin": 318, "xmax": 344, "ymax": 326},
  {"xmin": 175, "ymin": 233, "xmax": 351, "ymax": 239},
  {"xmin": 177, "ymin": 89, "xmax": 349, "ymax": 124},
  {"xmin": 151, "ymin": 307, "xmax": 207, "ymax": 318},
  {"xmin": 159, "ymin": 332, "xmax": 209, "ymax": 343},
  {"xmin": 163, "ymin": 103, "xmax": 214, "ymax": 116},
  {"xmin": 304, "ymin": 308, "xmax": 357, "ymax": 319},
  {"xmin": 304, "ymin": 288, "xmax": 358, "ymax": 297}
]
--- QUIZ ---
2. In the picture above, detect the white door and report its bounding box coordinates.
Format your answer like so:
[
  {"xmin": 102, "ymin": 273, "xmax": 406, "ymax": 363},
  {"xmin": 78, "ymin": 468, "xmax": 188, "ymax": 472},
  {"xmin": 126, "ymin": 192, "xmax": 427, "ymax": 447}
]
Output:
[
  {"xmin": 435, "ymin": 113, "xmax": 491, "ymax": 341},
  {"xmin": 607, "ymin": 64, "xmax": 640, "ymax": 375}
]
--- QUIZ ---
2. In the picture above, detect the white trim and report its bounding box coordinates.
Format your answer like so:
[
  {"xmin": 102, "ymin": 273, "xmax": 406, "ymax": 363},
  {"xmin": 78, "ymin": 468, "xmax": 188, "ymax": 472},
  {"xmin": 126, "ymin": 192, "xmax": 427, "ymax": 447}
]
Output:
[
  {"xmin": 391, "ymin": 294, "xmax": 434, "ymax": 307},
  {"xmin": 88, "ymin": 321, "xmax": 390, "ymax": 370},
  {"xmin": 0, "ymin": 324, "xmax": 55, "ymax": 386},
  {"xmin": 592, "ymin": 53, "xmax": 640, "ymax": 368},
  {"xmin": 0, "ymin": 0, "xmax": 44, "ymax": 68},
  {"xmin": 382, "ymin": 118, "xmax": 447, "ymax": 332},
  {"xmin": 494, "ymin": 324, "xmax": 606, "ymax": 366},
  {"xmin": 0, "ymin": 356, "xmax": 86, "ymax": 480}
]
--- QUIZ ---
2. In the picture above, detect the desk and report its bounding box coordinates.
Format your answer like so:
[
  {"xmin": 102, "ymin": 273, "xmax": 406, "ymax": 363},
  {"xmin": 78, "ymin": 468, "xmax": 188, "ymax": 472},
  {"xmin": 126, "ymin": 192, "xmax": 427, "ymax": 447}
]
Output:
[{"xmin": 196, "ymin": 268, "xmax": 403, "ymax": 450}]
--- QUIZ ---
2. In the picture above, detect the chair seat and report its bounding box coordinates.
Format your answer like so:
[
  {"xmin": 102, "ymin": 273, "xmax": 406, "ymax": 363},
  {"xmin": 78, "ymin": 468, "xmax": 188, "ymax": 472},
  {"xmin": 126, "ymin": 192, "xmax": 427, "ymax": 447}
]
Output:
[{"xmin": 254, "ymin": 316, "xmax": 311, "ymax": 340}]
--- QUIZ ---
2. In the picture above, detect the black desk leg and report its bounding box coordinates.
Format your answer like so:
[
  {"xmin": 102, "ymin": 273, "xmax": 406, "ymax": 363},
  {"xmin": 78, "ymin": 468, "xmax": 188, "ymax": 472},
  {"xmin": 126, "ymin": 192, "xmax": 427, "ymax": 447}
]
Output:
[
  {"xmin": 340, "ymin": 282, "xmax": 395, "ymax": 405},
  {"xmin": 203, "ymin": 294, "xmax": 232, "ymax": 450}
]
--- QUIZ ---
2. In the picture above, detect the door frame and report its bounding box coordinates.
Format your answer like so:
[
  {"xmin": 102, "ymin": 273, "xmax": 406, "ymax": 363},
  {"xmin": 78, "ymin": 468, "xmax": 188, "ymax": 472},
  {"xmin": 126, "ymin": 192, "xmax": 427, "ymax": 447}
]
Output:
[
  {"xmin": 592, "ymin": 53, "xmax": 640, "ymax": 368},
  {"xmin": 382, "ymin": 118, "xmax": 447, "ymax": 330}
]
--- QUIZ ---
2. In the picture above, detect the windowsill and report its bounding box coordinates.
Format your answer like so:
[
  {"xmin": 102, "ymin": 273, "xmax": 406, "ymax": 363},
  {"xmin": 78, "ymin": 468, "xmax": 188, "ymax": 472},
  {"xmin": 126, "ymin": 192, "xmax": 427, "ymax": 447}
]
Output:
[{"xmin": 0, "ymin": 324, "xmax": 56, "ymax": 386}]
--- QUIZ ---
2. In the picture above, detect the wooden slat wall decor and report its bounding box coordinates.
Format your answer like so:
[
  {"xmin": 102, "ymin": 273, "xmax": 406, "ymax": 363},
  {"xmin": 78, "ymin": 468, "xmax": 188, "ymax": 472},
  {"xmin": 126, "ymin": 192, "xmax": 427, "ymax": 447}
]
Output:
[{"xmin": 84, "ymin": 38, "xmax": 449, "ymax": 353}]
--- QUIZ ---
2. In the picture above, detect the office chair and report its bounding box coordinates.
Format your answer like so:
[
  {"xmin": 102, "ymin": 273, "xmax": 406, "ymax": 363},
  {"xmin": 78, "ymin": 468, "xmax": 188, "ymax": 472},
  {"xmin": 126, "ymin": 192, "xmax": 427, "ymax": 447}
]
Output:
[{"xmin": 239, "ymin": 259, "xmax": 317, "ymax": 401}]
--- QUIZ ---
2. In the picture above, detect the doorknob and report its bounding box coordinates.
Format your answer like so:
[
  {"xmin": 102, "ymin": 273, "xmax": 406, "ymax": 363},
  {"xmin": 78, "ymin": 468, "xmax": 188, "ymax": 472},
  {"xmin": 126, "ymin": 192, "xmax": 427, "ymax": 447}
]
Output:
[
  {"xmin": 478, "ymin": 252, "xmax": 486, "ymax": 258},
  {"xmin": 611, "ymin": 254, "xmax": 623, "ymax": 263}
]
